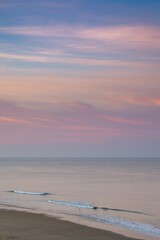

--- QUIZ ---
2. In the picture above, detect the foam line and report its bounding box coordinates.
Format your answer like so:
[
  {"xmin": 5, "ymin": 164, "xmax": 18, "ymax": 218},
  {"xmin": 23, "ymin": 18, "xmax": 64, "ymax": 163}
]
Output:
[
  {"xmin": 87, "ymin": 215, "xmax": 160, "ymax": 237},
  {"xmin": 9, "ymin": 190, "xmax": 50, "ymax": 195},
  {"xmin": 48, "ymin": 200, "xmax": 93, "ymax": 209}
]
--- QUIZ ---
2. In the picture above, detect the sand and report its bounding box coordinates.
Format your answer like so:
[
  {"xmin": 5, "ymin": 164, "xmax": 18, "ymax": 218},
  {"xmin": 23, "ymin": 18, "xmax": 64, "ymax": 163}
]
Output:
[{"xmin": 0, "ymin": 209, "xmax": 142, "ymax": 240}]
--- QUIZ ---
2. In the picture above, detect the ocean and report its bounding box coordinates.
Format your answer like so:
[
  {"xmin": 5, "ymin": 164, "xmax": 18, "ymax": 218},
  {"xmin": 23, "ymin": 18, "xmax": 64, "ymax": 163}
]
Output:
[{"xmin": 0, "ymin": 158, "xmax": 160, "ymax": 239}]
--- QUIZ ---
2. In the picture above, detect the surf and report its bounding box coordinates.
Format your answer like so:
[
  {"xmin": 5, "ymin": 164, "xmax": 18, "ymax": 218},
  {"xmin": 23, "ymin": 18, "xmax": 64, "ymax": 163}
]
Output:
[{"xmin": 9, "ymin": 190, "xmax": 50, "ymax": 195}]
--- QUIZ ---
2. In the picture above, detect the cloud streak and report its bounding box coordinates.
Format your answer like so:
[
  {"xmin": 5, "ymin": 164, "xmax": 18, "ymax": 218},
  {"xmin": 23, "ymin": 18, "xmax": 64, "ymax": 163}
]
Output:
[
  {"xmin": 1, "ymin": 74, "xmax": 160, "ymax": 114},
  {"xmin": 0, "ymin": 116, "xmax": 31, "ymax": 125},
  {"xmin": 0, "ymin": 51, "xmax": 159, "ymax": 68},
  {"xmin": 0, "ymin": 52, "xmax": 49, "ymax": 63},
  {"xmin": 102, "ymin": 115, "xmax": 147, "ymax": 125},
  {"xmin": 0, "ymin": 25, "xmax": 160, "ymax": 50}
]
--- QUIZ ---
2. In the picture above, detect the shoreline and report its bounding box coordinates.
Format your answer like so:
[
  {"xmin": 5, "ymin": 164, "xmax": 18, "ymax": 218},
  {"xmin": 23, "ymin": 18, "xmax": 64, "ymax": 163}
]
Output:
[{"xmin": 0, "ymin": 208, "xmax": 143, "ymax": 240}]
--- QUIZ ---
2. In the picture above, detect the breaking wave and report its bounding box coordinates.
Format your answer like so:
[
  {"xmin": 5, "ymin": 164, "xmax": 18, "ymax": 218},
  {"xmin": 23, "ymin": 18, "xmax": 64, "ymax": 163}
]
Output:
[
  {"xmin": 48, "ymin": 200, "xmax": 144, "ymax": 214},
  {"xmin": 48, "ymin": 200, "xmax": 93, "ymax": 209},
  {"xmin": 9, "ymin": 190, "xmax": 50, "ymax": 195}
]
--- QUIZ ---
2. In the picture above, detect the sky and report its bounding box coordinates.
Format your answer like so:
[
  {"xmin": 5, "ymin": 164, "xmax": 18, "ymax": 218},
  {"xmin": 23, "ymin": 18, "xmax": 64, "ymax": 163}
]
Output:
[{"xmin": 0, "ymin": 0, "xmax": 160, "ymax": 157}]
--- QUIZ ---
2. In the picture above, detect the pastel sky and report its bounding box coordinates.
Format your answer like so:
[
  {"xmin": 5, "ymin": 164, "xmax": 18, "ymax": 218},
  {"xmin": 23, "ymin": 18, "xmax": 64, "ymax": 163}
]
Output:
[{"xmin": 0, "ymin": 0, "xmax": 160, "ymax": 157}]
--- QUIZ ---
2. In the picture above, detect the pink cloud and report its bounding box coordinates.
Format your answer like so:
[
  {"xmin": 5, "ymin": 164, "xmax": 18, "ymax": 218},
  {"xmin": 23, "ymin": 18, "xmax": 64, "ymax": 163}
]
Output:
[
  {"xmin": 0, "ymin": 25, "xmax": 159, "ymax": 50},
  {"xmin": 57, "ymin": 117, "xmax": 79, "ymax": 123},
  {"xmin": 78, "ymin": 25, "xmax": 160, "ymax": 48},
  {"xmin": 0, "ymin": 52, "xmax": 50, "ymax": 63},
  {"xmin": 62, "ymin": 126, "xmax": 102, "ymax": 130},
  {"xmin": 102, "ymin": 115, "xmax": 147, "ymax": 125},
  {"xmin": 0, "ymin": 51, "xmax": 149, "ymax": 67},
  {"xmin": 32, "ymin": 117, "xmax": 57, "ymax": 123},
  {"xmin": 0, "ymin": 116, "xmax": 31, "ymax": 125},
  {"xmin": 1, "ymin": 74, "xmax": 160, "ymax": 116},
  {"xmin": 151, "ymin": 98, "xmax": 160, "ymax": 106},
  {"xmin": 57, "ymin": 101, "xmax": 94, "ymax": 110}
]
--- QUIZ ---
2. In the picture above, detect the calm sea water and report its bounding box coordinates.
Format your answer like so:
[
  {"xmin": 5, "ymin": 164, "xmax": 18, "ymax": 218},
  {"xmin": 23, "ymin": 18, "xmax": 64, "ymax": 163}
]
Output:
[{"xmin": 0, "ymin": 158, "xmax": 160, "ymax": 239}]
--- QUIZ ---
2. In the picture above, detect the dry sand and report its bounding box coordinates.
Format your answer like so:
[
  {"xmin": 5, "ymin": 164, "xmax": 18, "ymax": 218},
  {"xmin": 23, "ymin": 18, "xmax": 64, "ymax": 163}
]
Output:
[{"xmin": 0, "ymin": 209, "xmax": 142, "ymax": 240}]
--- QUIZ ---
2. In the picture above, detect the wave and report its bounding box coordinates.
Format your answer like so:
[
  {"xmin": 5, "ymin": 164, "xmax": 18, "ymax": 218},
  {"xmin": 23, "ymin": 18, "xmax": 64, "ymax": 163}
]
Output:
[
  {"xmin": 87, "ymin": 215, "xmax": 160, "ymax": 237},
  {"xmin": 48, "ymin": 200, "xmax": 93, "ymax": 209},
  {"xmin": 7, "ymin": 192, "xmax": 145, "ymax": 215},
  {"xmin": 48, "ymin": 200, "xmax": 144, "ymax": 214},
  {"xmin": 48, "ymin": 200, "xmax": 145, "ymax": 215},
  {"xmin": 9, "ymin": 190, "xmax": 50, "ymax": 195}
]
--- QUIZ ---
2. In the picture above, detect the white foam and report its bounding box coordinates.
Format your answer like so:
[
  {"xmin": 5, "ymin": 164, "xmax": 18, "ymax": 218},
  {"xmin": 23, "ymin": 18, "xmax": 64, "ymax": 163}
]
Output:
[
  {"xmin": 88, "ymin": 215, "xmax": 160, "ymax": 237},
  {"xmin": 48, "ymin": 200, "xmax": 93, "ymax": 209},
  {"xmin": 12, "ymin": 191, "xmax": 50, "ymax": 195}
]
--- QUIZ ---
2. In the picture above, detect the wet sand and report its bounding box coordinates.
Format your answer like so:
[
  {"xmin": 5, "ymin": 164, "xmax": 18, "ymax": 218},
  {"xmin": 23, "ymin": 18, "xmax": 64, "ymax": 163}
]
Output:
[{"xmin": 0, "ymin": 209, "xmax": 142, "ymax": 240}]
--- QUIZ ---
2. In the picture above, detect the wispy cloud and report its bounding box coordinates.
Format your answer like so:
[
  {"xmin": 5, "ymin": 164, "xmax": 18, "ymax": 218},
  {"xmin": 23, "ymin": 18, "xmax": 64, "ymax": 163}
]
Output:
[
  {"xmin": 62, "ymin": 126, "xmax": 101, "ymax": 130},
  {"xmin": 0, "ymin": 51, "xmax": 159, "ymax": 68},
  {"xmin": 102, "ymin": 115, "xmax": 146, "ymax": 125},
  {"xmin": 32, "ymin": 117, "xmax": 57, "ymax": 123},
  {"xmin": 0, "ymin": 52, "xmax": 49, "ymax": 63},
  {"xmin": 0, "ymin": 116, "xmax": 31, "ymax": 125},
  {"xmin": 0, "ymin": 74, "xmax": 160, "ymax": 114},
  {"xmin": 151, "ymin": 98, "xmax": 160, "ymax": 106},
  {"xmin": 78, "ymin": 25, "xmax": 160, "ymax": 48},
  {"xmin": 0, "ymin": 26, "xmax": 73, "ymax": 37},
  {"xmin": 0, "ymin": 25, "xmax": 160, "ymax": 50}
]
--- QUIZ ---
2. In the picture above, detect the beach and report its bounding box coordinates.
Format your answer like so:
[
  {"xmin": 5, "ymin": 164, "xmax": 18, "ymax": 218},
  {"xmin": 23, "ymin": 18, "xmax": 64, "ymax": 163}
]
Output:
[
  {"xmin": 0, "ymin": 158, "xmax": 160, "ymax": 239},
  {"xmin": 0, "ymin": 209, "xmax": 142, "ymax": 240}
]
